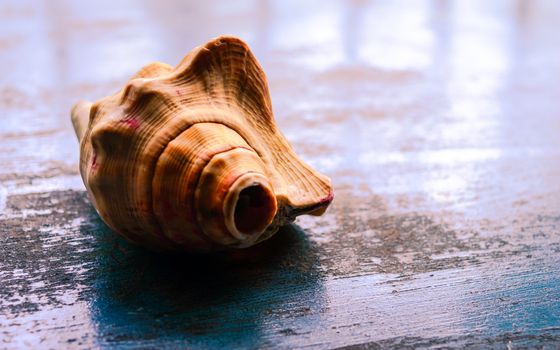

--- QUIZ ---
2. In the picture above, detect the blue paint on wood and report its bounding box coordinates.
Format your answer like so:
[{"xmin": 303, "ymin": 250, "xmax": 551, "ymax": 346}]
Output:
[{"xmin": 85, "ymin": 212, "xmax": 326, "ymax": 348}]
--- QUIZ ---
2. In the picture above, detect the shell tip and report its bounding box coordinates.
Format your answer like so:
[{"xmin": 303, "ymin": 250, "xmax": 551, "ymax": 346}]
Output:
[
  {"xmin": 70, "ymin": 100, "xmax": 92, "ymax": 142},
  {"xmin": 308, "ymin": 189, "xmax": 334, "ymax": 216}
]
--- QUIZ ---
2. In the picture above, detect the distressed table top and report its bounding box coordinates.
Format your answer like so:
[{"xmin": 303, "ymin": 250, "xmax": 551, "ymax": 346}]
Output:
[{"xmin": 1, "ymin": 1, "xmax": 560, "ymax": 349}]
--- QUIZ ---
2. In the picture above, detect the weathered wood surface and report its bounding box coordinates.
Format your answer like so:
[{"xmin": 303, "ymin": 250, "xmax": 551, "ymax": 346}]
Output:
[{"xmin": 1, "ymin": 1, "xmax": 560, "ymax": 349}]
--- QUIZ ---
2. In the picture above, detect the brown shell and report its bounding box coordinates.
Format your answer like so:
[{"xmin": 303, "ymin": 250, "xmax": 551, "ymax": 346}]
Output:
[{"xmin": 71, "ymin": 35, "xmax": 333, "ymax": 252}]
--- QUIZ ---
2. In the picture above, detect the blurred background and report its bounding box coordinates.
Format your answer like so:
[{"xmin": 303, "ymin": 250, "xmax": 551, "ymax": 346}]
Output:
[
  {"xmin": 1, "ymin": 1, "xmax": 560, "ymax": 349},
  {"xmin": 2, "ymin": 0, "xmax": 559, "ymax": 214}
]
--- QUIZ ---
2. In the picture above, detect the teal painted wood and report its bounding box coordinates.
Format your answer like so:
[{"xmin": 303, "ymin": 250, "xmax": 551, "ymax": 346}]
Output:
[
  {"xmin": 3, "ymin": 191, "xmax": 560, "ymax": 349},
  {"xmin": 1, "ymin": 0, "xmax": 560, "ymax": 349}
]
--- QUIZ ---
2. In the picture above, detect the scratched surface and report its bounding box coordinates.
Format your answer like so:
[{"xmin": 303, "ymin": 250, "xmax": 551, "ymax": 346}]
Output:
[{"xmin": 1, "ymin": 0, "xmax": 560, "ymax": 349}]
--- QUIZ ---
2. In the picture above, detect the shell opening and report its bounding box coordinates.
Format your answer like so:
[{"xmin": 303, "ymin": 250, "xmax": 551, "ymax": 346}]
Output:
[
  {"xmin": 235, "ymin": 185, "xmax": 275, "ymax": 235},
  {"xmin": 223, "ymin": 173, "xmax": 277, "ymax": 242}
]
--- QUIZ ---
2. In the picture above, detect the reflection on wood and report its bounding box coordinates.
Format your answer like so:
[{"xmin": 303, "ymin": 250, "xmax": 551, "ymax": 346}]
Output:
[{"xmin": 1, "ymin": 0, "xmax": 559, "ymax": 348}]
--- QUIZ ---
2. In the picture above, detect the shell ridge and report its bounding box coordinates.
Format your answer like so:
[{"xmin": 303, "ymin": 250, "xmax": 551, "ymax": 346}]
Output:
[
  {"xmin": 89, "ymin": 103, "xmax": 180, "ymax": 248},
  {"xmin": 151, "ymin": 128, "xmax": 218, "ymax": 250},
  {"xmin": 191, "ymin": 114, "xmax": 330, "ymax": 212},
  {"xmin": 148, "ymin": 121, "xmax": 205, "ymax": 247},
  {"xmin": 266, "ymin": 136, "xmax": 332, "ymax": 208},
  {"xmin": 151, "ymin": 121, "xmax": 256, "ymax": 248},
  {"xmin": 172, "ymin": 35, "xmax": 276, "ymax": 127},
  {"xmin": 176, "ymin": 106, "xmax": 328, "ymax": 210}
]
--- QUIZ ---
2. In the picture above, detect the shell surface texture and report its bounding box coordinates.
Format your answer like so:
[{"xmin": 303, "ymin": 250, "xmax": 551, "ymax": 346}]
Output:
[{"xmin": 71, "ymin": 35, "xmax": 333, "ymax": 252}]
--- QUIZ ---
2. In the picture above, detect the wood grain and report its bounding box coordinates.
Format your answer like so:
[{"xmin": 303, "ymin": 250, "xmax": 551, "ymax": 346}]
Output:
[{"xmin": 1, "ymin": 0, "xmax": 559, "ymax": 349}]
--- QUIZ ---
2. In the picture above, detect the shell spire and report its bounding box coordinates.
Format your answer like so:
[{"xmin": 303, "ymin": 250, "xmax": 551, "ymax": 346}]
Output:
[{"xmin": 71, "ymin": 35, "xmax": 333, "ymax": 252}]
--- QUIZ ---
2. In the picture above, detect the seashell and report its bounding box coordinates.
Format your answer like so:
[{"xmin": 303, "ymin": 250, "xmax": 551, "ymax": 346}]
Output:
[{"xmin": 70, "ymin": 35, "xmax": 333, "ymax": 252}]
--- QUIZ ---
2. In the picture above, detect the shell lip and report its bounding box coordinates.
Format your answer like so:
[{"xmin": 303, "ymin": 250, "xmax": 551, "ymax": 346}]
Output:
[
  {"xmin": 289, "ymin": 190, "xmax": 334, "ymax": 218},
  {"xmin": 223, "ymin": 172, "xmax": 278, "ymax": 244}
]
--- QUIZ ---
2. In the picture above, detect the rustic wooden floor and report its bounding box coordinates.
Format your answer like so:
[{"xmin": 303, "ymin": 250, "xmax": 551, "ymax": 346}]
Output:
[{"xmin": 1, "ymin": 1, "xmax": 560, "ymax": 349}]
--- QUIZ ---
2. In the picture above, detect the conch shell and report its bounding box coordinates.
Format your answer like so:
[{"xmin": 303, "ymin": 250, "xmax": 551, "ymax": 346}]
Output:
[{"xmin": 70, "ymin": 35, "xmax": 333, "ymax": 252}]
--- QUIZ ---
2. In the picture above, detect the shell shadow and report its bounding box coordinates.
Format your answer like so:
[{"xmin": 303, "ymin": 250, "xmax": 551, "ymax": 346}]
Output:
[{"xmin": 81, "ymin": 208, "xmax": 325, "ymax": 348}]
